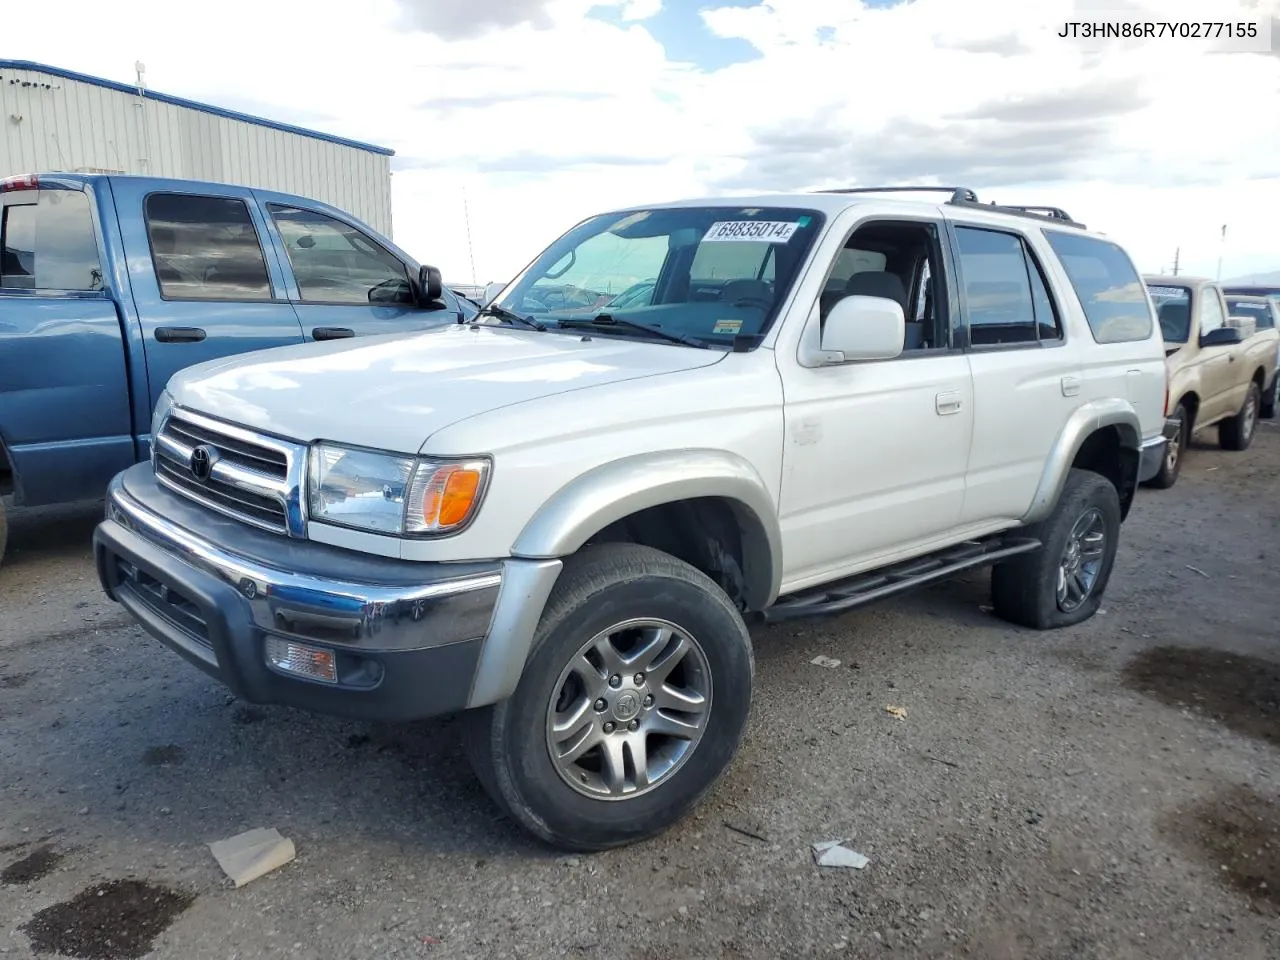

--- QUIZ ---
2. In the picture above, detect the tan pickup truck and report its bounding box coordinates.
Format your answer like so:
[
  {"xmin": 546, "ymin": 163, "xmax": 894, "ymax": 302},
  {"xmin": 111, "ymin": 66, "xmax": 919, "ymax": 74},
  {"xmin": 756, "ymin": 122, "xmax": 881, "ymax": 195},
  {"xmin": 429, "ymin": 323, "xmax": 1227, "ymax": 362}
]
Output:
[{"xmin": 1143, "ymin": 275, "xmax": 1280, "ymax": 488}]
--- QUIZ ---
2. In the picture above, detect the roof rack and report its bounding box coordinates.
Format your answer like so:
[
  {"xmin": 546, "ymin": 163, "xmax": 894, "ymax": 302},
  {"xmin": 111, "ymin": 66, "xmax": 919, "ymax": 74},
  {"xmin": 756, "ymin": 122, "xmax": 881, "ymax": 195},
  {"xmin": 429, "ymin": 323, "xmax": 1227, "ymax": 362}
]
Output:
[
  {"xmin": 817, "ymin": 185, "xmax": 1086, "ymax": 230},
  {"xmin": 819, "ymin": 185, "xmax": 978, "ymax": 204}
]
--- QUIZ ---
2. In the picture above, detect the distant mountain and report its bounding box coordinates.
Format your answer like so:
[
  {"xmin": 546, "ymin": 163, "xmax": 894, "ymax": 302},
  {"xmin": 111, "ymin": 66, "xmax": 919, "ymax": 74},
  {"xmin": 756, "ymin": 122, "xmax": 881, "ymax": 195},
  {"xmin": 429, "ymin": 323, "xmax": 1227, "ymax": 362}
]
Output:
[{"xmin": 1224, "ymin": 270, "xmax": 1280, "ymax": 286}]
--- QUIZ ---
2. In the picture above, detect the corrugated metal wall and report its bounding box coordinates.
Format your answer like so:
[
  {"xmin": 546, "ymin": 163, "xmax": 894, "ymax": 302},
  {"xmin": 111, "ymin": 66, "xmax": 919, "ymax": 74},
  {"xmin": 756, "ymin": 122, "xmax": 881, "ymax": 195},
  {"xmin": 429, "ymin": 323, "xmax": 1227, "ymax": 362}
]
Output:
[{"xmin": 0, "ymin": 64, "xmax": 393, "ymax": 237}]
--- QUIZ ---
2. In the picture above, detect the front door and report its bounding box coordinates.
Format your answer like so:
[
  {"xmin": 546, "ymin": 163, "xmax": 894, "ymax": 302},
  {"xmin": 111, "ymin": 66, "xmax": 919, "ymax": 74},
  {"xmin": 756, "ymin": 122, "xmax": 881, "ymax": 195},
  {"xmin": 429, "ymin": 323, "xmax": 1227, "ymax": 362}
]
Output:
[
  {"xmin": 109, "ymin": 178, "xmax": 306, "ymax": 414},
  {"xmin": 776, "ymin": 217, "xmax": 974, "ymax": 588},
  {"xmin": 258, "ymin": 200, "xmax": 459, "ymax": 342}
]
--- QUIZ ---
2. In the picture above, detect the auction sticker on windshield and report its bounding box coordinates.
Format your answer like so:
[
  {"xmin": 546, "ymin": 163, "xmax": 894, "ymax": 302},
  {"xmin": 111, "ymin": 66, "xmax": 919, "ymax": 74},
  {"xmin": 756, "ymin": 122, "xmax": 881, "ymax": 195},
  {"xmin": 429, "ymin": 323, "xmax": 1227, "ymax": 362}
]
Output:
[{"xmin": 703, "ymin": 221, "xmax": 799, "ymax": 243}]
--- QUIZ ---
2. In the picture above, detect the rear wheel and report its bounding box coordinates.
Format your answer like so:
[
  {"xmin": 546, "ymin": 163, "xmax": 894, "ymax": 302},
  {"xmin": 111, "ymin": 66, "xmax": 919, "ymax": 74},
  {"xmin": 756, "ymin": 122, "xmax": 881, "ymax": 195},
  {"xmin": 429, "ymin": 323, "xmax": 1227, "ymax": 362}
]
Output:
[
  {"xmin": 1219, "ymin": 382, "xmax": 1260, "ymax": 451},
  {"xmin": 0, "ymin": 498, "xmax": 7, "ymax": 572},
  {"xmin": 1142, "ymin": 402, "xmax": 1186, "ymax": 490},
  {"xmin": 462, "ymin": 543, "xmax": 754, "ymax": 851},
  {"xmin": 991, "ymin": 469, "xmax": 1121, "ymax": 630}
]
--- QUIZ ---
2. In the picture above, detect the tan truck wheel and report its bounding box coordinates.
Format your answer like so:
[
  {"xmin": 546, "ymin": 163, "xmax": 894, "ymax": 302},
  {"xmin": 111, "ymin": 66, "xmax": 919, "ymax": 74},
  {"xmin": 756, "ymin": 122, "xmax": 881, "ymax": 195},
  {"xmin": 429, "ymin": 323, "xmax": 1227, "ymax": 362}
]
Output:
[{"xmin": 1219, "ymin": 382, "xmax": 1260, "ymax": 452}]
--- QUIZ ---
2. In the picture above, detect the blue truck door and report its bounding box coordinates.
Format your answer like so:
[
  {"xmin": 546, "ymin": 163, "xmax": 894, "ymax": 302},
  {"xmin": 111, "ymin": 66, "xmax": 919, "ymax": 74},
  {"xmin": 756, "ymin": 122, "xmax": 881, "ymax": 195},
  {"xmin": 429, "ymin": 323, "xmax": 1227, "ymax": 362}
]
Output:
[
  {"xmin": 0, "ymin": 178, "xmax": 136, "ymax": 506},
  {"xmin": 108, "ymin": 179, "xmax": 306, "ymax": 414},
  {"xmin": 255, "ymin": 196, "xmax": 461, "ymax": 341}
]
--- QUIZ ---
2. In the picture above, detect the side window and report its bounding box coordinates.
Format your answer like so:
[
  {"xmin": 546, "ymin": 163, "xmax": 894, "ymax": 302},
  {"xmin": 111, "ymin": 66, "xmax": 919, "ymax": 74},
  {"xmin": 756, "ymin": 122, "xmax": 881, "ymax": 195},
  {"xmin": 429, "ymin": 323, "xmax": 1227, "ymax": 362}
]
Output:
[
  {"xmin": 1, "ymin": 190, "xmax": 102, "ymax": 291},
  {"xmin": 269, "ymin": 205, "xmax": 413, "ymax": 306},
  {"xmin": 1199, "ymin": 289, "xmax": 1225, "ymax": 337},
  {"xmin": 1043, "ymin": 231, "xmax": 1153, "ymax": 344},
  {"xmin": 822, "ymin": 221, "xmax": 947, "ymax": 351},
  {"xmin": 146, "ymin": 194, "xmax": 272, "ymax": 301},
  {"xmin": 955, "ymin": 226, "xmax": 1058, "ymax": 346}
]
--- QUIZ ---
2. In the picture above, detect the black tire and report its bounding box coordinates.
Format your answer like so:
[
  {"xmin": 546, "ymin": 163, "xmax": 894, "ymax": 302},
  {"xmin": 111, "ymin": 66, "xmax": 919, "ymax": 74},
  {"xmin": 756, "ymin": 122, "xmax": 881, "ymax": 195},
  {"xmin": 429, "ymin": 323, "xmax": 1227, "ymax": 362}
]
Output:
[
  {"xmin": 0, "ymin": 498, "xmax": 7, "ymax": 572},
  {"xmin": 461, "ymin": 542, "xmax": 754, "ymax": 852},
  {"xmin": 1141, "ymin": 402, "xmax": 1187, "ymax": 490},
  {"xmin": 991, "ymin": 469, "xmax": 1121, "ymax": 630},
  {"xmin": 1219, "ymin": 381, "xmax": 1260, "ymax": 451},
  {"xmin": 1260, "ymin": 374, "xmax": 1277, "ymax": 420}
]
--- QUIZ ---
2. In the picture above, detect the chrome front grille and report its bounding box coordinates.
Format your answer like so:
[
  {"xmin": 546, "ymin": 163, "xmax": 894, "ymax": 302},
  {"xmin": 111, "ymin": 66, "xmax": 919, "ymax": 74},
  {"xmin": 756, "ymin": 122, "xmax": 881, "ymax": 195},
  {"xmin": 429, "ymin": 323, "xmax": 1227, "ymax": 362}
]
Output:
[{"xmin": 152, "ymin": 408, "xmax": 306, "ymax": 536}]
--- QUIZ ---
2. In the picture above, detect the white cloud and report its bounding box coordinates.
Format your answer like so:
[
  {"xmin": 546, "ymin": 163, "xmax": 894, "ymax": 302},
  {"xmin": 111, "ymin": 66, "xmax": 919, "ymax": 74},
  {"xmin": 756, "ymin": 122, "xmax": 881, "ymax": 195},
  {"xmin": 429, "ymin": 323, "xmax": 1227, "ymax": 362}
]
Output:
[{"xmin": 2, "ymin": 0, "xmax": 1276, "ymax": 282}]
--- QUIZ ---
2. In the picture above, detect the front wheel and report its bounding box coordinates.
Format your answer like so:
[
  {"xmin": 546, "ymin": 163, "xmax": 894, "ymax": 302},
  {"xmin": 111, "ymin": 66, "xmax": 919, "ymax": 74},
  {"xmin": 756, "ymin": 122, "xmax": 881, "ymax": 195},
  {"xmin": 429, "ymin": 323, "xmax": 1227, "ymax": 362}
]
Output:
[
  {"xmin": 462, "ymin": 543, "xmax": 754, "ymax": 852},
  {"xmin": 1260, "ymin": 374, "xmax": 1277, "ymax": 420},
  {"xmin": 1219, "ymin": 381, "xmax": 1260, "ymax": 451},
  {"xmin": 991, "ymin": 469, "xmax": 1121, "ymax": 630}
]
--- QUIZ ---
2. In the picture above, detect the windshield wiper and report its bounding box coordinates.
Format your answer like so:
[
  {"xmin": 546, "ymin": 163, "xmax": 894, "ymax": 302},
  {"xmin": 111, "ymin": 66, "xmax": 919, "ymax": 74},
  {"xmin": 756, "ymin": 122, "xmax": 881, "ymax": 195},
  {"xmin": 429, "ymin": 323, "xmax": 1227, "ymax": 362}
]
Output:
[
  {"xmin": 475, "ymin": 303, "xmax": 547, "ymax": 331},
  {"xmin": 557, "ymin": 313, "xmax": 708, "ymax": 349}
]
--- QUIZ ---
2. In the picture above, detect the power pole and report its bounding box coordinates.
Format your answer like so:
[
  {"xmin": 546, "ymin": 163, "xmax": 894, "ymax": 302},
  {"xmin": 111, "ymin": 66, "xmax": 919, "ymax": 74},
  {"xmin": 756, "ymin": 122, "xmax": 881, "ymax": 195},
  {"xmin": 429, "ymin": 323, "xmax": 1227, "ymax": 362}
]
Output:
[
  {"xmin": 1215, "ymin": 224, "xmax": 1226, "ymax": 281},
  {"xmin": 1172, "ymin": 247, "xmax": 1180, "ymax": 276}
]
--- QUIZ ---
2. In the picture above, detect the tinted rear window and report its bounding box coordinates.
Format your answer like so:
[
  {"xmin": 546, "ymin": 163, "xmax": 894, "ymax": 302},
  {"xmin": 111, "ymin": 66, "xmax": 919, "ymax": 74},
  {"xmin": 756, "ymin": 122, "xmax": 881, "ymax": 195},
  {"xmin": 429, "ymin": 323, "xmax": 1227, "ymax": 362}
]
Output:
[
  {"xmin": 145, "ymin": 193, "xmax": 272, "ymax": 301},
  {"xmin": 1044, "ymin": 231, "xmax": 1153, "ymax": 344},
  {"xmin": 1, "ymin": 189, "xmax": 102, "ymax": 291}
]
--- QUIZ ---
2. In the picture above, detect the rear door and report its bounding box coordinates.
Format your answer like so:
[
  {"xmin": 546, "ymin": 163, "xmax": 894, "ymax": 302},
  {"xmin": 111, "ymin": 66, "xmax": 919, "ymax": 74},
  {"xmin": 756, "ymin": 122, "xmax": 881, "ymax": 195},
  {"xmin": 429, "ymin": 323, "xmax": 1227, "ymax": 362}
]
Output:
[
  {"xmin": 946, "ymin": 219, "xmax": 1084, "ymax": 524},
  {"xmin": 108, "ymin": 178, "xmax": 306, "ymax": 414},
  {"xmin": 0, "ymin": 178, "xmax": 136, "ymax": 505},
  {"xmin": 256, "ymin": 197, "xmax": 461, "ymax": 342}
]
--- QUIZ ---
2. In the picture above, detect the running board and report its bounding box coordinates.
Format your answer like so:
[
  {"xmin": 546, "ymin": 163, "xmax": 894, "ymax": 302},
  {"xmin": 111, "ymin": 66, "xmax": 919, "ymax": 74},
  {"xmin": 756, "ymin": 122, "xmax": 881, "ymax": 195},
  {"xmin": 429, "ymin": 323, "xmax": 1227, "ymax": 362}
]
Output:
[{"xmin": 763, "ymin": 536, "xmax": 1042, "ymax": 622}]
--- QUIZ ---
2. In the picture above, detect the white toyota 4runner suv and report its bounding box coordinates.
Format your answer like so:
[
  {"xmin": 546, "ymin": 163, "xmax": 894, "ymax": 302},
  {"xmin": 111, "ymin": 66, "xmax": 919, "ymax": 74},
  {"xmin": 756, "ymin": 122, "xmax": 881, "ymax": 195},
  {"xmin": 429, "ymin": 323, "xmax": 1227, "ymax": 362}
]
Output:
[{"xmin": 94, "ymin": 187, "xmax": 1176, "ymax": 851}]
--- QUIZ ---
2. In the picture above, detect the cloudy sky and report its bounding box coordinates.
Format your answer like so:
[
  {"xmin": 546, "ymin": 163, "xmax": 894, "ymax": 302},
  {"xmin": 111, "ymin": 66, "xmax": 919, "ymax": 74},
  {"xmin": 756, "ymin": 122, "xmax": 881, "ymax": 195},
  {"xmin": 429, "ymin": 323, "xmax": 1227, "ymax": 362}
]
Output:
[{"xmin": 6, "ymin": 0, "xmax": 1279, "ymax": 283}]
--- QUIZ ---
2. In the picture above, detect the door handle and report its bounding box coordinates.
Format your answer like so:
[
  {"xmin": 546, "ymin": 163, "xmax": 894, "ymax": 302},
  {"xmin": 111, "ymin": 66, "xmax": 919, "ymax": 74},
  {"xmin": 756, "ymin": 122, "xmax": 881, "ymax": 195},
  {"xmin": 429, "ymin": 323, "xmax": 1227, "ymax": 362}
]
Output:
[
  {"xmin": 935, "ymin": 391, "xmax": 963, "ymax": 415},
  {"xmin": 1060, "ymin": 375, "xmax": 1081, "ymax": 397},
  {"xmin": 312, "ymin": 327, "xmax": 355, "ymax": 341},
  {"xmin": 154, "ymin": 326, "xmax": 206, "ymax": 343}
]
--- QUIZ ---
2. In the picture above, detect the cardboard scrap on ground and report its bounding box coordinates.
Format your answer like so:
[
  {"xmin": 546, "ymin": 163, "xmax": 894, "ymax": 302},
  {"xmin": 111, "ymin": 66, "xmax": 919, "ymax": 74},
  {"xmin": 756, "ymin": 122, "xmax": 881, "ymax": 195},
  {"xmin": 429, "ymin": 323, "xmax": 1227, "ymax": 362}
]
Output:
[
  {"xmin": 208, "ymin": 827, "xmax": 296, "ymax": 887},
  {"xmin": 884, "ymin": 704, "xmax": 907, "ymax": 720},
  {"xmin": 812, "ymin": 840, "xmax": 870, "ymax": 869}
]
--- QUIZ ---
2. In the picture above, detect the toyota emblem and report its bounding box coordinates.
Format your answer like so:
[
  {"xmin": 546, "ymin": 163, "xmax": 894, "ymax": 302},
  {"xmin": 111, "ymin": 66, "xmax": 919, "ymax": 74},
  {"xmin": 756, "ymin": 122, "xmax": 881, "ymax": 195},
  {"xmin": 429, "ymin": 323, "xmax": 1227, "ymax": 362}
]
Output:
[{"xmin": 189, "ymin": 444, "xmax": 218, "ymax": 483}]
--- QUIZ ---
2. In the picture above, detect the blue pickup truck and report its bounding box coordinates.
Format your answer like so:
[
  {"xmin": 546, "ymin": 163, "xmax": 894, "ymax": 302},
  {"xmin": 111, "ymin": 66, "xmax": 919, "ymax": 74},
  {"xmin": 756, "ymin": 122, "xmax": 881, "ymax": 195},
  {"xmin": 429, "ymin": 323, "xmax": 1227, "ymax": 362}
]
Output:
[{"xmin": 0, "ymin": 172, "xmax": 472, "ymax": 566}]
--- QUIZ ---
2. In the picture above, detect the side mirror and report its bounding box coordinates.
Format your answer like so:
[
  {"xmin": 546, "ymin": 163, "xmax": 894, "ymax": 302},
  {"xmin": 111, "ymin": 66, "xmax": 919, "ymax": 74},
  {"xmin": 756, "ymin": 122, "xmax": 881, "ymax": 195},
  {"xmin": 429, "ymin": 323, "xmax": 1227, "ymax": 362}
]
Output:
[
  {"xmin": 417, "ymin": 264, "xmax": 443, "ymax": 304},
  {"xmin": 1200, "ymin": 326, "xmax": 1242, "ymax": 347},
  {"xmin": 819, "ymin": 295, "xmax": 905, "ymax": 363}
]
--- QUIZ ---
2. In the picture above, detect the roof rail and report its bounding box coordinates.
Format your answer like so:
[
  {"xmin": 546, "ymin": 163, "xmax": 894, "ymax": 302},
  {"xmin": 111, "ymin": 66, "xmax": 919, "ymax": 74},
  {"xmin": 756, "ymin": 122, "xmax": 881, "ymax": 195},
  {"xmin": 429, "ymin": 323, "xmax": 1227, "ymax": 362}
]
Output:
[
  {"xmin": 818, "ymin": 185, "xmax": 1087, "ymax": 230},
  {"xmin": 818, "ymin": 185, "xmax": 978, "ymax": 204}
]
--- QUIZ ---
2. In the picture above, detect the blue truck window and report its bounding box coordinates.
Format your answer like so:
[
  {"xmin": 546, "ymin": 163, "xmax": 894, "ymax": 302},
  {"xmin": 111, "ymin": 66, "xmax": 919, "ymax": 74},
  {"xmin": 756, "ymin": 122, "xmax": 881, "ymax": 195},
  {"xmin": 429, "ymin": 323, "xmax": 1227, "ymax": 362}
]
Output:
[
  {"xmin": 145, "ymin": 193, "xmax": 272, "ymax": 301},
  {"xmin": 1, "ymin": 191, "xmax": 102, "ymax": 291},
  {"xmin": 268, "ymin": 204, "xmax": 414, "ymax": 305}
]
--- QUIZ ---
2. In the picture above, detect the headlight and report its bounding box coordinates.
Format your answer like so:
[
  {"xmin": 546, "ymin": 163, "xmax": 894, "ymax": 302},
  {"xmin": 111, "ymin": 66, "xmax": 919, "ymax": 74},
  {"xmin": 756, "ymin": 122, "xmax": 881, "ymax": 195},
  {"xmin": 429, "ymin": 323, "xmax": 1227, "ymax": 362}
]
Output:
[
  {"xmin": 306, "ymin": 443, "xmax": 490, "ymax": 537},
  {"xmin": 150, "ymin": 391, "xmax": 174, "ymax": 461}
]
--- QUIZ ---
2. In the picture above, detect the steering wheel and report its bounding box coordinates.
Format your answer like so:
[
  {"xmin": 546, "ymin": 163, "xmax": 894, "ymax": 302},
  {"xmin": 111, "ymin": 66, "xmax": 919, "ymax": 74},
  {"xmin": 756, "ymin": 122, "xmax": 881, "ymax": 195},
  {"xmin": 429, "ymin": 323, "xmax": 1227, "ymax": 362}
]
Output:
[{"xmin": 731, "ymin": 295, "xmax": 772, "ymax": 310}]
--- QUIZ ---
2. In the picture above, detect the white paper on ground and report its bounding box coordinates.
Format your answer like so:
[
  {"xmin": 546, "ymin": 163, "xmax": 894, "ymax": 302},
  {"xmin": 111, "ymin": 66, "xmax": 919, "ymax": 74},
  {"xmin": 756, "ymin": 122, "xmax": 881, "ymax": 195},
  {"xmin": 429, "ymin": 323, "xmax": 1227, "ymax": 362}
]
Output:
[
  {"xmin": 812, "ymin": 840, "xmax": 870, "ymax": 869},
  {"xmin": 208, "ymin": 827, "xmax": 296, "ymax": 887}
]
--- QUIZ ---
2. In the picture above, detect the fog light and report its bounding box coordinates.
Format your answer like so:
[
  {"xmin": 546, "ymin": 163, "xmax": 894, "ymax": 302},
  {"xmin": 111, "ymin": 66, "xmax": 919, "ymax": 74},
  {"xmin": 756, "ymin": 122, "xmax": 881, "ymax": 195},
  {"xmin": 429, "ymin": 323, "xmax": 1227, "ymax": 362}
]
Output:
[{"xmin": 265, "ymin": 637, "xmax": 337, "ymax": 683}]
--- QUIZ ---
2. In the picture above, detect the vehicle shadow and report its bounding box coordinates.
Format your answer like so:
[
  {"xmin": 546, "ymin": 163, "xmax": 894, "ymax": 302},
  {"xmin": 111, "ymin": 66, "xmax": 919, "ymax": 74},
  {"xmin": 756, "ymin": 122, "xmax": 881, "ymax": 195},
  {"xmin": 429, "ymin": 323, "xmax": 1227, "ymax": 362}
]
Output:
[{"xmin": 1, "ymin": 499, "xmax": 103, "ymax": 570}]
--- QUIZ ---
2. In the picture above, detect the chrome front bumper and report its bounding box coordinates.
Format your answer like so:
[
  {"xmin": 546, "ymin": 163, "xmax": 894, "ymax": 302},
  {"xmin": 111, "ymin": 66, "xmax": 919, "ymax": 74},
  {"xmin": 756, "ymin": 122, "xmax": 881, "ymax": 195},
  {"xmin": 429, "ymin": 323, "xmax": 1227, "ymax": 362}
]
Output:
[
  {"xmin": 94, "ymin": 464, "xmax": 561, "ymax": 721},
  {"xmin": 1137, "ymin": 417, "xmax": 1181, "ymax": 482}
]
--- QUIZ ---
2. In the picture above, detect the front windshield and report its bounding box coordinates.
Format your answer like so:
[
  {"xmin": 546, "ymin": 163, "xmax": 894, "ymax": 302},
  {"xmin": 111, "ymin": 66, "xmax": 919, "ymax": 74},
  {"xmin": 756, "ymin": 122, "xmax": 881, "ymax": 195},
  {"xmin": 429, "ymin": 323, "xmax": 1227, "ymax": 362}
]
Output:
[
  {"xmin": 1146, "ymin": 283, "xmax": 1192, "ymax": 343},
  {"xmin": 1226, "ymin": 299, "xmax": 1275, "ymax": 330},
  {"xmin": 492, "ymin": 205, "xmax": 826, "ymax": 347}
]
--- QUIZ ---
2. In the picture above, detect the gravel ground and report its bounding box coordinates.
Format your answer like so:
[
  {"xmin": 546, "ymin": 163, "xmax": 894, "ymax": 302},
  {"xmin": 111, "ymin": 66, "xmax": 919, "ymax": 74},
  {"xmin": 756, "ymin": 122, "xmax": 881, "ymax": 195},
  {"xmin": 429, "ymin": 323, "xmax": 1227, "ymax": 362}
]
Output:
[{"xmin": 2, "ymin": 423, "xmax": 1279, "ymax": 960}]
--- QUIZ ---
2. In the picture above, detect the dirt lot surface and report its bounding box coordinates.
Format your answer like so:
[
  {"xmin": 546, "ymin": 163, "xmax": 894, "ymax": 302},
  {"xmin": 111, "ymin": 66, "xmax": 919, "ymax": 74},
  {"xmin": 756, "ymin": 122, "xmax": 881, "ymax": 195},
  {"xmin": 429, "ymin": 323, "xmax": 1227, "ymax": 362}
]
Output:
[{"xmin": 2, "ymin": 425, "xmax": 1279, "ymax": 960}]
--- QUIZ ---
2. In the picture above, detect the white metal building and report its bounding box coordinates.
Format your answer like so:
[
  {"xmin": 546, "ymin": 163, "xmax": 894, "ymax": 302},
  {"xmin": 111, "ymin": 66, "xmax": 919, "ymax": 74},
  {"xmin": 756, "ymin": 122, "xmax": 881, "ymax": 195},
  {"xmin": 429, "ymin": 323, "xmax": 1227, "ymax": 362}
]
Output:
[{"xmin": 0, "ymin": 60, "xmax": 395, "ymax": 237}]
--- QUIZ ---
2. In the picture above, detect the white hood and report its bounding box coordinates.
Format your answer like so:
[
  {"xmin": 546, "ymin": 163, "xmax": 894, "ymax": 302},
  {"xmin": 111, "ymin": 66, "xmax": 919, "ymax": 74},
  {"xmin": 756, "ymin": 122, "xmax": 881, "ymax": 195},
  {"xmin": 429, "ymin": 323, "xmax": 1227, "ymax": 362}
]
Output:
[{"xmin": 167, "ymin": 324, "xmax": 725, "ymax": 453}]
